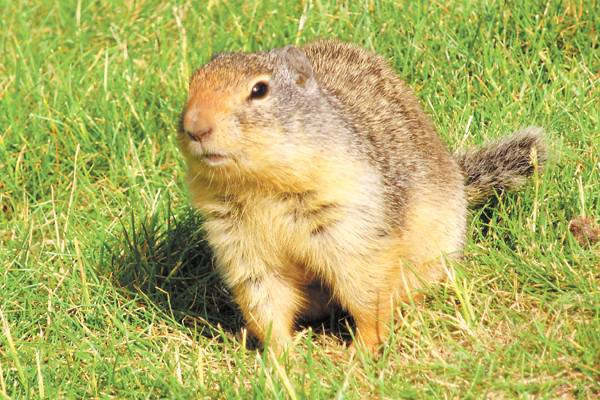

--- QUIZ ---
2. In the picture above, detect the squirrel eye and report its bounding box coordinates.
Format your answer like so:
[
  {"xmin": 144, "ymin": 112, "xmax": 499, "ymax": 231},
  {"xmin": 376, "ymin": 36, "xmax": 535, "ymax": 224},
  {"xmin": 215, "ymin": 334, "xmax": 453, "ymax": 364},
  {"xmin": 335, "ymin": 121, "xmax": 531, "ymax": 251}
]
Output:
[{"xmin": 250, "ymin": 82, "xmax": 269, "ymax": 100}]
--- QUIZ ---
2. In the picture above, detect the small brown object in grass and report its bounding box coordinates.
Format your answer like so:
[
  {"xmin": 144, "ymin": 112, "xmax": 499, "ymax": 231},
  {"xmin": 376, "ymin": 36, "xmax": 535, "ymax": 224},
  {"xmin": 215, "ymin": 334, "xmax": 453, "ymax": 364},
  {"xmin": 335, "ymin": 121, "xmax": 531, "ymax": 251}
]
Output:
[{"xmin": 569, "ymin": 216, "xmax": 599, "ymax": 248}]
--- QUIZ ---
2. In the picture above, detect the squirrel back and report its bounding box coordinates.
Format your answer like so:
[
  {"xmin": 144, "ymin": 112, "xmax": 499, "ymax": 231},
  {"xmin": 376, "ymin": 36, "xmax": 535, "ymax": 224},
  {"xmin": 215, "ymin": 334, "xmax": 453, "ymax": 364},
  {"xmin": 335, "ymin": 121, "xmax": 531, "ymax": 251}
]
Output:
[
  {"xmin": 301, "ymin": 40, "xmax": 466, "ymax": 226},
  {"xmin": 302, "ymin": 40, "xmax": 547, "ymax": 208},
  {"xmin": 178, "ymin": 40, "xmax": 548, "ymax": 352}
]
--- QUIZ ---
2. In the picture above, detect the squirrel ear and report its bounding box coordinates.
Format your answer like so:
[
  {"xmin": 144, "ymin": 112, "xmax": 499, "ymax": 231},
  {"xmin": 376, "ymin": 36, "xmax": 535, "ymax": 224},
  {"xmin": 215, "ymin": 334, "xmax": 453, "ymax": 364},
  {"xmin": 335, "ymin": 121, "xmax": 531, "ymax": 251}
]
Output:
[{"xmin": 279, "ymin": 45, "xmax": 314, "ymax": 87}]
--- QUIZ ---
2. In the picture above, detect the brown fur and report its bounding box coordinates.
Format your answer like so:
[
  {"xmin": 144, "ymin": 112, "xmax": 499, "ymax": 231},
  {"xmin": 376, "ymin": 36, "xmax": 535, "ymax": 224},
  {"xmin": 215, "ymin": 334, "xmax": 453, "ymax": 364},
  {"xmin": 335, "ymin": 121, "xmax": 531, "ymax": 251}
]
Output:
[{"xmin": 177, "ymin": 40, "xmax": 547, "ymax": 352}]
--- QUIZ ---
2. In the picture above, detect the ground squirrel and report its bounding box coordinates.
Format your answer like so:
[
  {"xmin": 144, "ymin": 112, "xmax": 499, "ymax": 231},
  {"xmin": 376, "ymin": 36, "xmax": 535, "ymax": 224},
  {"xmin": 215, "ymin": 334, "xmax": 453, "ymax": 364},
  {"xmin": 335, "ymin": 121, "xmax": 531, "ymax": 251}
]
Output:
[{"xmin": 177, "ymin": 40, "xmax": 547, "ymax": 353}]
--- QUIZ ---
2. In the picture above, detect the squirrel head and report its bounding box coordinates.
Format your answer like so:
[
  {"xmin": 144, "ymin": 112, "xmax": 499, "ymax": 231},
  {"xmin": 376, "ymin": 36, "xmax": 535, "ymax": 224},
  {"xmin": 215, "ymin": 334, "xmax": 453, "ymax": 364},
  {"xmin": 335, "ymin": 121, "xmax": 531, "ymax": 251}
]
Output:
[{"xmin": 178, "ymin": 45, "xmax": 328, "ymax": 185}]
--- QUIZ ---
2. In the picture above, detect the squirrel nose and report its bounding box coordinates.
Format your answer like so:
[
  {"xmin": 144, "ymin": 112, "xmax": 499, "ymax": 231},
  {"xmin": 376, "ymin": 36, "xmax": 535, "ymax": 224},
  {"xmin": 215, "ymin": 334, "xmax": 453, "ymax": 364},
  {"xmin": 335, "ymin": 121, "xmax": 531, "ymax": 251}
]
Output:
[{"xmin": 183, "ymin": 95, "xmax": 216, "ymax": 142}]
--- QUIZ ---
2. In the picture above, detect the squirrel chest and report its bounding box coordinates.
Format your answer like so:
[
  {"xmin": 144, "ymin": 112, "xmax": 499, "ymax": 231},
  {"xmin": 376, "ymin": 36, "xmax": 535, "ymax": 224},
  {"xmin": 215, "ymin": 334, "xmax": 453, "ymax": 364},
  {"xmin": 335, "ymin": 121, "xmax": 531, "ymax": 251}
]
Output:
[{"xmin": 185, "ymin": 158, "xmax": 393, "ymax": 293}]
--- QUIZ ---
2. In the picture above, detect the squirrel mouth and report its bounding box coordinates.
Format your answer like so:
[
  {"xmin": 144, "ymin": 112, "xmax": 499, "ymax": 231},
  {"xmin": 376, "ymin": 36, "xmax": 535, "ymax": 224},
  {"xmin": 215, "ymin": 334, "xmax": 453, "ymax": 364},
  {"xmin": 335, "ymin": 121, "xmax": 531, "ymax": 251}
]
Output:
[{"xmin": 202, "ymin": 152, "xmax": 229, "ymax": 166}]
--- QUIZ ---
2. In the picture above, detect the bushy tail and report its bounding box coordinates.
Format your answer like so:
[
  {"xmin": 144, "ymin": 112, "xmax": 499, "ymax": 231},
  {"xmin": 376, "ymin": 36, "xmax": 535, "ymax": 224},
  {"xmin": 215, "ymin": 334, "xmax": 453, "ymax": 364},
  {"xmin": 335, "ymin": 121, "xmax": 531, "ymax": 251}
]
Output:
[{"xmin": 453, "ymin": 127, "xmax": 548, "ymax": 206}]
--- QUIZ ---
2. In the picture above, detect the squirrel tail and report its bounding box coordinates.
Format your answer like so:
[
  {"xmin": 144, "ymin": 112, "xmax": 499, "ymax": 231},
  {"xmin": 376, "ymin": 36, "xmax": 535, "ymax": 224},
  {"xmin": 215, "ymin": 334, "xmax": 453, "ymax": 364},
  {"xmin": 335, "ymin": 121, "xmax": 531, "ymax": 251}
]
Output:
[{"xmin": 453, "ymin": 127, "xmax": 548, "ymax": 206}]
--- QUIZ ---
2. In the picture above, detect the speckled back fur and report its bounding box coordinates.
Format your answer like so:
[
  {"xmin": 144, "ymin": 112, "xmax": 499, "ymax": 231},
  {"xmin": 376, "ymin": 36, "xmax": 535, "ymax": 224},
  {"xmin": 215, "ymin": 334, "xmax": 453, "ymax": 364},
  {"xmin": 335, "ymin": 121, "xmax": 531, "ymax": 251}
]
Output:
[{"xmin": 302, "ymin": 40, "xmax": 465, "ymax": 225}]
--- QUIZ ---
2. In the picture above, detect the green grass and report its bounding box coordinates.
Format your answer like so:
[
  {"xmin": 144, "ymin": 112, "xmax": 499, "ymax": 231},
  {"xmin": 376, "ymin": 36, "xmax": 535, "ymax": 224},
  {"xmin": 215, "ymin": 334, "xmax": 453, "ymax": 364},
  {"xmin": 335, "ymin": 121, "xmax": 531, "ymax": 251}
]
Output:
[{"xmin": 1, "ymin": 0, "xmax": 599, "ymax": 398}]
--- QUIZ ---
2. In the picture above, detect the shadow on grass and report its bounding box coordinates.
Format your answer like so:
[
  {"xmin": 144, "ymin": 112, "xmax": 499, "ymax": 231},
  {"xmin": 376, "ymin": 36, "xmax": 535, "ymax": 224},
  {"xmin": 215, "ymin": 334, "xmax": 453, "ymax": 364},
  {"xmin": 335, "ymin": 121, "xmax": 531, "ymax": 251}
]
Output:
[{"xmin": 103, "ymin": 205, "xmax": 243, "ymax": 340}]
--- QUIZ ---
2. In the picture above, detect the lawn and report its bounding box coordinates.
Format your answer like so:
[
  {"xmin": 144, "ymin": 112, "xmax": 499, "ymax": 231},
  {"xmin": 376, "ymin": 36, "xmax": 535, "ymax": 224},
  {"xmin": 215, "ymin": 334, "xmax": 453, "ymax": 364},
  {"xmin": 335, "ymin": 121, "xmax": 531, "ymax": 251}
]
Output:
[{"xmin": 1, "ymin": 0, "xmax": 599, "ymax": 398}]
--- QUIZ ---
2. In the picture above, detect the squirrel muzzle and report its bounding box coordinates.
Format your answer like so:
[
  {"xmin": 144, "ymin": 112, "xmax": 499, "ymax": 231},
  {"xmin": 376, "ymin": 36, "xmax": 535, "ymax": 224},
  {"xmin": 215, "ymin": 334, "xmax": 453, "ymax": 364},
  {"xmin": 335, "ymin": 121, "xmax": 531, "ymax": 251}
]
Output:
[{"xmin": 183, "ymin": 90, "xmax": 226, "ymax": 142}]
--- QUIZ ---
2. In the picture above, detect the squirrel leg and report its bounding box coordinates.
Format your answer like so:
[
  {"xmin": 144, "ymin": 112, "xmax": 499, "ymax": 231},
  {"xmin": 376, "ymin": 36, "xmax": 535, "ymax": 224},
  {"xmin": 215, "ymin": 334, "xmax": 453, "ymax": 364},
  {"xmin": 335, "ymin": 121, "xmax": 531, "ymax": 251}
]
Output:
[
  {"xmin": 229, "ymin": 271, "xmax": 305, "ymax": 349},
  {"xmin": 345, "ymin": 290, "xmax": 393, "ymax": 353},
  {"xmin": 324, "ymin": 267, "xmax": 394, "ymax": 353}
]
